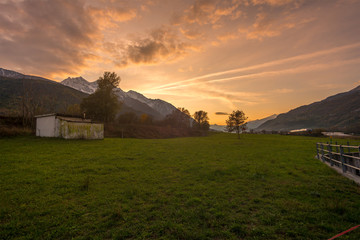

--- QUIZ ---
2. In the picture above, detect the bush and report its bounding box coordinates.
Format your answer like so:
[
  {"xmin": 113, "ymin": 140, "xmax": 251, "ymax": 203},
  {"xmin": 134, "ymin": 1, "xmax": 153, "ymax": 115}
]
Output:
[{"xmin": 0, "ymin": 126, "xmax": 33, "ymax": 137}]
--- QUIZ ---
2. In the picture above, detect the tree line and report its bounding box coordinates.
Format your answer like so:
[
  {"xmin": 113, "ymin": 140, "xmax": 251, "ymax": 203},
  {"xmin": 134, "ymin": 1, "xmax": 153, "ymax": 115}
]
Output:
[
  {"xmin": 2, "ymin": 71, "xmax": 247, "ymax": 138},
  {"xmin": 79, "ymin": 72, "xmax": 211, "ymax": 137},
  {"xmin": 79, "ymin": 72, "xmax": 249, "ymax": 138}
]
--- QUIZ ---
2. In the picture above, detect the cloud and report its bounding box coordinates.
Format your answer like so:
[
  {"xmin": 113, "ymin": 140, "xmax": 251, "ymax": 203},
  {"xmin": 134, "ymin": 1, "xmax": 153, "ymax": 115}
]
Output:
[
  {"xmin": 88, "ymin": 6, "xmax": 136, "ymax": 25},
  {"xmin": 171, "ymin": 0, "xmax": 242, "ymax": 41},
  {"xmin": 215, "ymin": 112, "xmax": 229, "ymax": 115},
  {"xmin": 250, "ymin": 0, "xmax": 297, "ymax": 6},
  {"xmin": 218, "ymin": 33, "xmax": 239, "ymax": 41},
  {"xmin": 0, "ymin": 0, "xmax": 100, "ymax": 77},
  {"xmin": 273, "ymin": 88, "xmax": 294, "ymax": 93},
  {"xmin": 242, "ymin": 12, "xmax": 296, "ymax": 40},
  {"xmin": 151, "ymin": 42, "xmax": 360, "ymax": 91},
  {"xmin": 180, "ymin": 27, "xmax": 204, "ymax": 40},
  {"xmin": 148, "ymin": 43, "xmax": 360, "ymax": 95},
  {"xmin": 178, "ymin": 66, "xmax": 194, "ymax": 73},
  {"xmin": 182, "ymin": 0, "xmax": 216, "ymax": 25},
  {"xmin": 146, "ymin": 84, "xmax": 266, "ymax": 106},
  {"xmin": 179, "ymin": 0, "xmax": 242, "ymax": 25},
  {"xmin": 110, "ymin": 26, "xmax": 197, "ymax": 67}
]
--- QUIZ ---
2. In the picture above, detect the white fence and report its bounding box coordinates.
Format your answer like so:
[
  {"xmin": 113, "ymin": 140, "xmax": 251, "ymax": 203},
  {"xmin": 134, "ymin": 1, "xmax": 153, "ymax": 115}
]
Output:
[{"xmin": 316, "ymin": 142, "xmax": 360, "ymax": 177}]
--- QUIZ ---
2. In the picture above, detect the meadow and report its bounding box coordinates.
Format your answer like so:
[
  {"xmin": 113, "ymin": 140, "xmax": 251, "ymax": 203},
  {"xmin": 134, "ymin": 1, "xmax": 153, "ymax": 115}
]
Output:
[{"xmin": 1, "ymin": 133, "xmax": 360, "ymax": 239}]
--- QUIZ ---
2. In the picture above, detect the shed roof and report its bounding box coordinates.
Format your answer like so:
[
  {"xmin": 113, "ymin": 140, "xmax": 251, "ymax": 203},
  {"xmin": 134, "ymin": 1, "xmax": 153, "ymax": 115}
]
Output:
[{"xmin": 35, "ymin": 113, "xmax": 101, "ymax": 124}]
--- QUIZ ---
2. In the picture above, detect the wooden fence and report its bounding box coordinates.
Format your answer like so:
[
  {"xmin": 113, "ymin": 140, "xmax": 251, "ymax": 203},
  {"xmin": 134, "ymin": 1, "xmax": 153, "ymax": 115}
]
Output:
[{"xmin": 316, "ymin": 142, "xmax": 360, "ymax": 177}]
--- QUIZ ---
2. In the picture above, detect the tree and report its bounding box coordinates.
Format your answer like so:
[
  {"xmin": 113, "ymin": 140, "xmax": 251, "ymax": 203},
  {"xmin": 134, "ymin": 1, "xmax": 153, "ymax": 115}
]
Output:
[
  {"xmin": 226, "ymin": 110, "xmax": 247, "ymax": 138},
  {"xmin": 20, "ymin": 80, "xmax": 47, "ymax": 128},
  {"xmin": 65, "ymin": 104, "xmax": 81, "ymax": 116},
  {"xmin": 118, "ymin": 112, "xmax": 139, "ymax": 124},
  {"xmin": 97, "ymin": 72, "xmax": 121, "ymax": 90},
  {"xmin": 81, "ymin": 72, "xmax": 121, "ymax": 122},
  {"xmin": 178, "ymin": 107, "xmax": 191, "ymax": 118},
  {"xmin": 140, "ymin": 113, "xmax": 153, "ymax": 124},
  {"xmin": 164, "ymin": 107, "xmax": 192, "ymax": 128},
  {"xmin": 193, "ymin": 110, "xmax": 209, "ymax": 131}
]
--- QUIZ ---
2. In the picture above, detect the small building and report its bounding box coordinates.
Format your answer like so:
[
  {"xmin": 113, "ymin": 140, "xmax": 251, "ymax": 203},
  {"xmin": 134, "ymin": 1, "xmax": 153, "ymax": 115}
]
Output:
[{"xmin": 35, "ymin": 113, "xmax": 103, "ymax": 139}]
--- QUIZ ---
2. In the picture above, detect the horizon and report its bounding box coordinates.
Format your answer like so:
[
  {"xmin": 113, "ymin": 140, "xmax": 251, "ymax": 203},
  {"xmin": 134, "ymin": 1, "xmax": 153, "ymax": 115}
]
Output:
[{"xmin": 1, "ymin": 0, "xmax": 360, "ymax": 125}]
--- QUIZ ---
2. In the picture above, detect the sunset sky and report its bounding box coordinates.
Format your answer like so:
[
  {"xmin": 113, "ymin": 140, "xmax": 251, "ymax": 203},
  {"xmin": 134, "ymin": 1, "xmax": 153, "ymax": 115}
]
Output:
[{"xmin": 1, "ymin": 0, "xmax": 360, "ymax": 124}]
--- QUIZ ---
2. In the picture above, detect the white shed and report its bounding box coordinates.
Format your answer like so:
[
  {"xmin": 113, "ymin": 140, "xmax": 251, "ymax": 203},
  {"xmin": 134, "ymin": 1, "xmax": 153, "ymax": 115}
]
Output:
[{"xmin": 35, "ymin": 113, "xmax": 104, "ymax": 139}]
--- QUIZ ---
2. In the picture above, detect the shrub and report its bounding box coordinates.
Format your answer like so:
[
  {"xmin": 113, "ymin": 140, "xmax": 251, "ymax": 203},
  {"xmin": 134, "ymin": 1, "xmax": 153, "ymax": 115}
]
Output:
[{"xmin": 0, "ymin": 126, "xmax": 33, "ymax": 137}]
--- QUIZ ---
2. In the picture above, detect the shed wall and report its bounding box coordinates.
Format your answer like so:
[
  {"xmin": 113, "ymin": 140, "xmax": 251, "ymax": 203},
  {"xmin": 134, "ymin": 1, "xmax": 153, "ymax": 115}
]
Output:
[
  {"xmin": 59, "ymin": 120, "xmax": 104, "ymax": 139},
  {"xmin": 36, "ymin": 115, "xmax": 56, "ymax": 137}
]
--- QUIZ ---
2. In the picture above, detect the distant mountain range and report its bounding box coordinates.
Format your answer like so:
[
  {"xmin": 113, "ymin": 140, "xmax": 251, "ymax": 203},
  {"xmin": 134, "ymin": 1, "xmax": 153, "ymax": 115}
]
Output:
[
  {"xmin": 256, "ymin": 86, "xmax": 360, "ymax": 132},
  {"xmin": 2, "ymin": 67, "xmax": 360, "ymax": 132},
  {"xmin": 0, "ymin": 68, "xmax": 52, "ymax": 82},
  {"xmin": 0, "ymin": 68, "xmax": 178, "ymax": 120},
  {"xmin": 246, "ymin": 114, "xmax": 278, "ymax": 129},
  {"xmin": 0, "ymin": 73, "xmax": 87, "ymax": 115},
  {"xmin": 60, "ymin": 76, "xmax": 177, "ymax": 120},
  {"xmin": 210, "ymin": 114, "xmax": 277, "ymax": 132}
]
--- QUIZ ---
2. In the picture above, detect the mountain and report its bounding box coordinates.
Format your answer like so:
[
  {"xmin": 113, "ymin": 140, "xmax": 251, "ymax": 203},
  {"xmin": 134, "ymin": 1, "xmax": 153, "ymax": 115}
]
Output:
[
  {"xmin": 60, "ymin": 77, "xmax": 178, "ymax": 119},
  {"xmin": 256, "ymin": 86, "xmax": 360, "ymax": 132},
  {"xmin": 114, "ymin": 88, "xmax": 164, "ymax": 119},
  {"xmin": 0, "ymin": 68, "xmax": 51, "ymax": 82},
  {"xmin": 246, "ymin": 114, "xmax": 278, "ymax": 130},
  {"xmin": 209, "ymin": 124, "xmax": 227, "ymax": 132},
  {"xmin": 61, "ymin": 77, "xmax": 97, "ymax": 94},
  {"xmin": 0, "ymin": 67, "xmax": 177, "ymax": 121},
  {"xmin": 209, "ymin": 114, "xmax": 277, "ymax": 132},
  {"xmin": 0, "ymin": 75, "xmax": 87, "ymax": 115},
  {"xmin": 126, "ymin": 90, "xmax": 176, "ymax": 117}
]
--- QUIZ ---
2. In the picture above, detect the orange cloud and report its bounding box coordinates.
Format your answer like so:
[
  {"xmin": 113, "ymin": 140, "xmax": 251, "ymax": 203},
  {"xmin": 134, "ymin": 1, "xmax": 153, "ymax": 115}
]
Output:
[
  {"xmin": 107, "ymin": 26, "xmax": 198, "ymax": 67},
  {"xmin": 0, "ymin": 0, "xmax": 100, "ymax": 77},
  {"xmin": 150, "ymin": 42, "xmax": 360, "ymax": 91},
  {"xmin": 180, "ymin": 27, "xmax": 204, "ymax": 40},
  {"xmin": 217, "ymin": 32, "xmax": 239, "ymax": 42},
  {"xmin": 251, "ymin": 0, "xmax": 296, "ymax": 6},
  {"xmin": 87, "ymin": 6, "xmax": 136, "ymax": 26}
]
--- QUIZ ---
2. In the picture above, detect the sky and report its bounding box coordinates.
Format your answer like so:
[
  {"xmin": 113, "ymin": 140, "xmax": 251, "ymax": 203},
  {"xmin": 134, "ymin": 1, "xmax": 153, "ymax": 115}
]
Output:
[{"xmin": 1, "ymin": 0, "xmax": 360, "ymax": 124}]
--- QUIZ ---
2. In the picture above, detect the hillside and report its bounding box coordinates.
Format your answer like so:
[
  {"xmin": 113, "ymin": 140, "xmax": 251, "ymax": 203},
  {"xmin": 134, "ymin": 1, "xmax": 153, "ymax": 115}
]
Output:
[
  {"xmin": 256, "ymin": 86, "xmax": 360, "ymax": 132},
  {"xmin": 0, "ymin": 68, "xmax": 178, "ymax": 120},
  {"xmin": 0, "ymin": 76, "xmax": 88, "ymax": 115},
  {"xmin": 210, "ymin": 114, "xmax": 277, "ymax": 132},
  {"xmin": 246, "ymin": 114, "xmax": 278, "ymax": 130},
  {"xmin": 60, "ymin": 77, "xmax": 178, "ymax": 119}
]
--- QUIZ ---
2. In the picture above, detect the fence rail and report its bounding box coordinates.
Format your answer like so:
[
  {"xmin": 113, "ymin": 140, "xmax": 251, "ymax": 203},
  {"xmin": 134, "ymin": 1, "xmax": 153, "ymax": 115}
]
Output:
[{"xmin": 316, "ymin": 142, "xmax": 360, "ymax": 177}]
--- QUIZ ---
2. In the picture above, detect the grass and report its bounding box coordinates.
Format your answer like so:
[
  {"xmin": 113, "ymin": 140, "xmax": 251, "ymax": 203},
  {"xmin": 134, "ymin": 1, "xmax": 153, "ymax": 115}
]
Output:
[{"xmin": 1, "ymin": 133, "xmax": 360, "ymax": 239}]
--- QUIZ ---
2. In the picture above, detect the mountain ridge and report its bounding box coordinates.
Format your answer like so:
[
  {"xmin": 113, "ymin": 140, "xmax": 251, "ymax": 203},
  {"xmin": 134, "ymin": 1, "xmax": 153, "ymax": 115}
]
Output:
[
  {"xmin": 0, "ymin": 68, "xmax": 51, "ymax": 82},
  {"xmin": 256, "ymin": 85, "xmax": 360, "ymax": 132},
  {"xmin": 0, "ymin": 67, "xmax": 177, "ymax": 120},
  {"xmin": 209, "ymin": 114, "xmax": 277, "ymax": 132},
  {"xmin": 60, "ymin": 76, "xmax": 177, "ymax": 119}
]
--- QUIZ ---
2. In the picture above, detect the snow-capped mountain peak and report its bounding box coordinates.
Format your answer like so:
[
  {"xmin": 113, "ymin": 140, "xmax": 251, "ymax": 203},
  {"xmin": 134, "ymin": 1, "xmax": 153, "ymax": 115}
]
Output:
[
  {"xmin": 60, "ymin": 76, "xmax": 177, "ymax": 119},
  {"xmin": 61, "ymin": 77, "xmax": 98, "ymax": 94},
  {"xmin": 126, "ymin": 90, "xmax": 177, "ymax": 117}
]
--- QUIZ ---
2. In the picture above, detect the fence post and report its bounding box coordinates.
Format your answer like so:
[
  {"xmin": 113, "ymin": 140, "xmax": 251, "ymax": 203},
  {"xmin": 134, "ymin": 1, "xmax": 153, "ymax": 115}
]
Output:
[
  {"xmin": 328, "ymin": 144, "xmax": 333, "ymax": 166},
  {"xmin": 336, "ymin": 141, "xmax": 339, "ymax": 153},
  {"xmin": 321, "ymin": 143, "xmax": 325, "ymax": 162},
  {"xmin": 316, "ymin": 143, "xmax": 319, "ymax": 159},
  {"xmin": 340, "ymin": 145, "xmax": 346, "ymax": 173},
  {"xmin": 347, "ymin": 141, "xmax": 351, "ymax": 153}
]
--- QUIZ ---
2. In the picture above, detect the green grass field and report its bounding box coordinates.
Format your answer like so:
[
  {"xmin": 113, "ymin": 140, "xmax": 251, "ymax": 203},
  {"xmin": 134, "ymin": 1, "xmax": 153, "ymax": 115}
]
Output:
[{"xmin": 1, "ymin": 133, "xmax": 360, "ymax": 239}]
